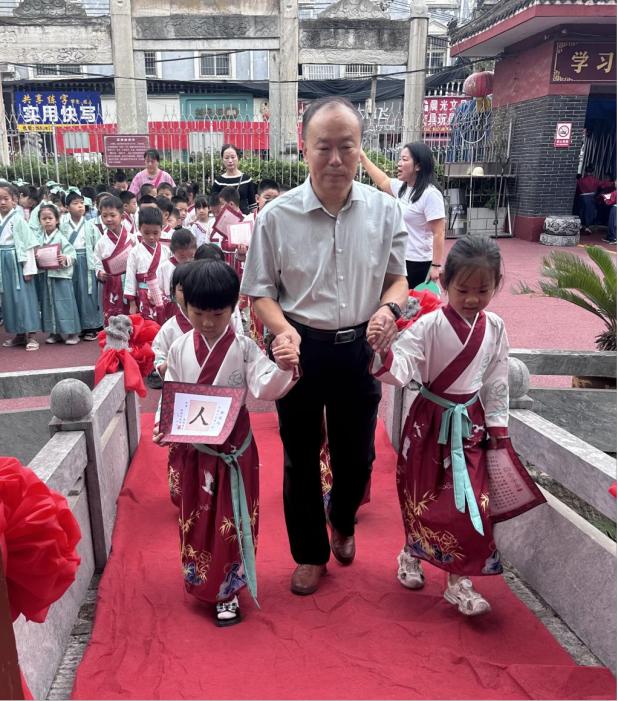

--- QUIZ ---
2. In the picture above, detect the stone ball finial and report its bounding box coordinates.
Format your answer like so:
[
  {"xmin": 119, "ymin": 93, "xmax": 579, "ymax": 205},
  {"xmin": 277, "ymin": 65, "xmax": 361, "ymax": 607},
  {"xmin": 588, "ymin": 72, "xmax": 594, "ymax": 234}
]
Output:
[
  {"xmin": 50, "ymin": 379, "xmax": 93, "ymax": 421},
  {"xmin": 508, "ymin": 357, "xmax": 530, "ymax": 399}
]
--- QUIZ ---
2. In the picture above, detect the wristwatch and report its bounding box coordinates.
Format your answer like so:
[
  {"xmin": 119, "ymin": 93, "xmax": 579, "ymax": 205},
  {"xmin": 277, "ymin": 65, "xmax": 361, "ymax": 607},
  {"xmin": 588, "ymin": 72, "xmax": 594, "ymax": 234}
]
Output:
[{"xmin": 379, "ymin": 302, "xmax": 402, "ymax": 320}]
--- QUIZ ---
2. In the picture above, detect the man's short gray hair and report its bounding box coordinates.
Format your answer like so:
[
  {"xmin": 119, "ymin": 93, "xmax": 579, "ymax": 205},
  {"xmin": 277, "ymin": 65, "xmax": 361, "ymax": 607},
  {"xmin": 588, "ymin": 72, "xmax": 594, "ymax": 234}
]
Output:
[{"xmin": 301, "ymin": 97, "xmax": 364, "ymax": 141}]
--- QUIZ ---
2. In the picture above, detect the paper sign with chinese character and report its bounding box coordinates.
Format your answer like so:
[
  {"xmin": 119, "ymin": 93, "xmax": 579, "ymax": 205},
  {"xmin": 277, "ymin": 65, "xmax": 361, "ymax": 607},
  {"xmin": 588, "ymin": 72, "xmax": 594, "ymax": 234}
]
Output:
[
  {"xmin": 229, "ymin": 221, "xmax": 253, "ymax": 246},
  {"xmin": 552, "ymin": 41, "xmax": 616, "ymax": 83},
  {"xmin": 423, "ymin": 96, "xmax": 467, "ymax": 134},
  {"xmin": 15, "ymin": 91, "xmax": 103, "ymax": 133},
  {"xmin": 160, "ymin": 382, "xmax": 247, "ymax": 445},
  {"xmin": 554, "ymin": 122, "xmax": 572, "ymax": 148}
]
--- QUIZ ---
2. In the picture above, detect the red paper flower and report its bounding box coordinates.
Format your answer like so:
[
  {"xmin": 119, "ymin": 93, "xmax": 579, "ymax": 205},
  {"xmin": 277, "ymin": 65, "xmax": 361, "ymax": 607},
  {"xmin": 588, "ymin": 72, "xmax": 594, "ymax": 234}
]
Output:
[{"xmin": 0, "ymin": 457, "xmax": 81, "ymax": 623}]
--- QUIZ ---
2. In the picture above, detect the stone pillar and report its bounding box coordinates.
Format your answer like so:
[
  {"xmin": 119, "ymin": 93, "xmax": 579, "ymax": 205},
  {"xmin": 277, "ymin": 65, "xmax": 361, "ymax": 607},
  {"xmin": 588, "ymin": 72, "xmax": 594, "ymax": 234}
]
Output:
[
  {"xmin": 0, "ymin": 74, "xmax": 10, "ymax": 167},
  {"xmin": 270, "ymin": 0, "xmax": 298, "ymax": 159},
  {"xmin": 110, "ymin": 0, "xmax": 147, "ymax": 134},
  {"xmin": 133, "ymin": 50, "xmax": 149, "ymax": 133},
  {"xmin": 403, "ymin": 1, "xmax": 428, "ymax": 144}
]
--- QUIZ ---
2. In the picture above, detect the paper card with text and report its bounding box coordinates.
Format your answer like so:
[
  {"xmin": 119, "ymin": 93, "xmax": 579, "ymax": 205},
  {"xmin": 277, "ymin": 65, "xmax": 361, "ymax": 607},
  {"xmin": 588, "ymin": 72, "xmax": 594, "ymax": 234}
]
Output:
[
  {"xmin": 35, "ymin": 243, "xmax": 61, "ymax": 270},
  {"xmin": 229, "ymin": 221, "xmax": 253, "ymax": 246},
  {"xmin": 212, "ymin": 204, "xmax": 244, "ymax": 239},
  {"xmin": 160, "ymin": 382, "xmax": 246, "ymax": 445},
  {"xmin": 102, "ymin": 243, "xmax": 132, "ymax": 276}
]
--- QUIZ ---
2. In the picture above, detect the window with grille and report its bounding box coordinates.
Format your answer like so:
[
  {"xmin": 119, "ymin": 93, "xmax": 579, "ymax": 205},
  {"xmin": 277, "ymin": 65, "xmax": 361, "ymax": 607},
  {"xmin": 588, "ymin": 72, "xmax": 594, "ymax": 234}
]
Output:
[
  {"xmin": 35, "ymin": 64, "xmax": 82, "ymax": 76},
  {"xmin": 426, "ymin": 36, "xmax": 448, "ymax": 72},
  {"xmin": 144, "ymin": 51, "xmax": 157, "ymax": 77},
  {"xmin": 200, "ymin": 54, "xmax": 230, "ymax": 77},
  {"xmin": 36, "ymin": 64, "xmax": 58, "ymax": 76},
  {"xmin": 302, "ymin": 64, "xmax": 339, "ymax": 80},
  {"xmin": 344, "ymin": 64, "xmax": 374, "ymax": 78}
]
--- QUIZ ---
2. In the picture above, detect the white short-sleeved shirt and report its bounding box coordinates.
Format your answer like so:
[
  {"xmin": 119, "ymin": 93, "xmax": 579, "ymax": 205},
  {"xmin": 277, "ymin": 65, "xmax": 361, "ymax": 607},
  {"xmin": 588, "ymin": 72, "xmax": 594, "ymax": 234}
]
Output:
[{"xmin": 390, "ymin": 180, "xmax": 445, "ymax": 262}]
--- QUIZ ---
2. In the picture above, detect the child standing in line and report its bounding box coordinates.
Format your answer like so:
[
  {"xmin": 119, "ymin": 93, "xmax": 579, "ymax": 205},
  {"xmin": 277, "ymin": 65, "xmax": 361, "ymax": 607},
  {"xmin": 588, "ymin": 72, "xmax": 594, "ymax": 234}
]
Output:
[
  {"xmin": 190, "ymin": 196, "xmax": 212, "ymax": 247},
  {"xmin": 124, "ymin": 206, "xmax": 170, "ymax": 324},
  {"xmin": 156, "ymin": 196, "xmax": 175, "ymax": 246},
  {"xmin": 0, "ymin": 183, "xmax": 41, "ymax": 351},
  {"xmin": 94, "ymin": 195, "xmax": 136, "ymax": 324},
  {"xmin": 157, "ymin": 228, "xmax": 197, "ymax": 319},
  {"xmin": 183, "ymin": 182, "xmax": 200, "ymax": 225},
  {"xmin": 153, "ymin": 260, "xmax": 299, "ymax": 626},
  {"xmin": 369, "ymin": 236, "xmax": 544, "ymax": 616},
  {"xmin": 17, "ymin": 185, "xmax": 39, "ymax": 223},
  {"xmin": 120, "ymin": 191, "xmax": 138, "ymax": 236},
  {"xmin": 37, "ymin": 204, "xmax": 81, "ymax": 345},
  {"xmin": 61, "ymin": 191, "xmax": 103, "ymax": 340},
  {"xmin": 216, "ymin": 187, "xmax": 247, "ymax": 278},
  {"xmin": 171, "ymin": 193, "xmax": 189, "ymax": 227},
  {"xmin": 156, "ymin": 182, "xmax": 175, "ymax": 201}
]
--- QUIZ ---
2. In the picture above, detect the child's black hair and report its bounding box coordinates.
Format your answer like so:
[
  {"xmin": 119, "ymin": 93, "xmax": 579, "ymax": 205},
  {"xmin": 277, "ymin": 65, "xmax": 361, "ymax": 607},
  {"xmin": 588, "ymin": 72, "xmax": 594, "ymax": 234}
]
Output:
[
  {"xmin": 95, "ymin": 183, "xmax": 109, "ymax": 194},
  {"xmin": 38, "ymin": 203, "xmax": 60, "ymax": 223},
  {"xmin": 18, "ymin": 184, "xmax": 39, "ymax": 203},
  {"xmin": 443, "ymin": 235, "xmax": 503, "ymax": 289},
  {"xmin": 185, "ymin": 182, "xmax": 199, "ymax": 198},
  {"xmin": 195, "ymin": 243, "xmax": 224, "ymax": 261},
  {"xmin": 0, "ymin": 182, "xmax": 18, "ymax": 199},
  {"xmin": 96, "ymin": 191, "xmax": 113, "ymax": 207},
  {"xmin": 138, "ymin": 206, "xmax": 163, "ymax": 227},
  {"xmin": 113, "ymin": 169, "xmax": 127, "ymax": 184},
  {"xmin": 194, "ymin": 195, "xmax": 209, "ymax": 210},
  {"xmin": 172, "ymin": 193, "xmax": 189, "ymax": 206},
  {"xmin": 171, "ymin": 207, "xmax": 181, "ymax": 220},
  {"xmin": 99, "ymin": 195, "xmax": 124, "ymax": 213},
  {"xmin": 81, "ymin": 186, "xmax": 96, "ymax": 200},
  {"xmin": 170, "ymin": 260, "xmax": 196, "ymax": 297},
  {"xmin": 208, "ymin": 192, "xmax": 220, "ymax": 208},
  {"xmin": 65, "ymin": 191, "xmax": 84, "ymax": 207},
  {"xmin": 155, "ymin": 196, "xmax": 174, "ymax": 215},
  {"xmin": 139, "ymin": 183, "xmax": 156, "ymax": 198},
  {"xmin": 170, "ymin": 228, "xmax": 196, "ymax": 252},
  {"xmin": 50, "ymin": 191, "xmax": 66, "ymax": 207},
  {"xmin": 218, "ymin": 186, "xmax": 240, "ymax": 207},
  {"xmin": 258, "ymin": 178, "xmax": 280, "ymax": 195},
  {"xmin": 138, "ymin": 194, "xmax": 157, "ymax": 206},
  {"xmin": 182, "ymin": 259, "xmax": 239, "ymax": 311},
  {"xmin": 119, "ymin": 190, "xmax": 136, "ymax": 206}
]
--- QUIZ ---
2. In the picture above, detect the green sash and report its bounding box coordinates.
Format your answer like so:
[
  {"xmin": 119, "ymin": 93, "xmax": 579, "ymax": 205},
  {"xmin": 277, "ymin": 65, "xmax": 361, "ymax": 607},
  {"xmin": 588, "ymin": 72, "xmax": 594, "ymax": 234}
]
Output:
[
  {"xmin": 419, "ymin": 385, "xmax": 484, "ymax": 535},
  {"xmin": 194, "ymin": 430, "xmax": 259, "ymax": 606}
]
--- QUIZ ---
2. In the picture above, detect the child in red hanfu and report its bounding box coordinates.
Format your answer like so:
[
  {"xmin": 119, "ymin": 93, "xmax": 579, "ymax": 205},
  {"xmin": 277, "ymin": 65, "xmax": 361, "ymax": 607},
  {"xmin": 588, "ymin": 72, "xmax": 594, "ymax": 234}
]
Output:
[
  {"xmin": 369, "ymin": 236, "xmax": 544, "ymax": 617},
  {"xmin": 153, "ymin": 260, "xmax": 299, "ymax": 626}
]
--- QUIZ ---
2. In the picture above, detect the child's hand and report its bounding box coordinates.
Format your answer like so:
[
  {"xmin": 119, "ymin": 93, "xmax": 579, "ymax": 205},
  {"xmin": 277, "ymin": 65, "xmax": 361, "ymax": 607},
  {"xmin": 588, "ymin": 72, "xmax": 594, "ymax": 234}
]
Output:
[
  {"xmin": 129, "ymin": 302, "xmax": 138, "ymax": 315},
  {"xmin": 58, "ymin": 254, "xmax": 68, "ymax": 267},
  {"xmin": 97, "ymin": 270, "xmax": 108, "ymax": 282},
  {"xmin": 272, "ymin": 339, "xmax": 299, "ymax": 371},
  {"xmin": 152, "ymin": 424, "xmax": 166, "ymax": 445},
  {"xmin": 157, "ymin": 362, "xmax": 167, "ymax": 378},
  {"xmin": 367, "ymin": 307, "xmax": 397, "ymax": 352},
  {"xmin": 23, "ymin": 274, "xmax": 33, "ymax": 282}
]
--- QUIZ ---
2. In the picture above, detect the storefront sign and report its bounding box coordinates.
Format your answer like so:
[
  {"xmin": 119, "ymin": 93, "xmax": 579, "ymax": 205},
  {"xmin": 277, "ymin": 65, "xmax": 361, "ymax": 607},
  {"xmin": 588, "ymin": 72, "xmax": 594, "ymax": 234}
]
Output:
[
  {"xmin": 554, "ymin": 122, "xmax": 572, "ymax": 148},
  {"xmin": 104, "ymin": 135, "xmax": 150, "ymax": 167},
  {"xmin": 552, "ymin": 42, "xmax": 616, "ymax": 83},
  {"xmin": 423, "ymin": 97, "xmax": 468, "ymax": 133},
  {"xmin": 15, "ymin": 91, "xmax": 102, "ymax": 132}
]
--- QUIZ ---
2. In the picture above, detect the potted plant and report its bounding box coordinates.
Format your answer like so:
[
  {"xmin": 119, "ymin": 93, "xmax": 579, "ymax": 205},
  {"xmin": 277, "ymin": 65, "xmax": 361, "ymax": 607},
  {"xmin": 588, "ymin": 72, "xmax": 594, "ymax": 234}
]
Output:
[{"xmin": 516, "ymin": 245, "xmax": 616, "ymax": 387}]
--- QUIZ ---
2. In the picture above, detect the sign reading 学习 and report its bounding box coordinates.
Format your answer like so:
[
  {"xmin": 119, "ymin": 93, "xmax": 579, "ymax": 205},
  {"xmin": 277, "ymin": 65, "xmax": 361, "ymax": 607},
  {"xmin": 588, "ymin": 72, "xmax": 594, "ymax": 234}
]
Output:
[
  {"xmin": 552, "ymin": 42, "xmax": 616, "ymax": 83},
  {"xmin": 104, "ymin": 135, "xmax": 150, "ymax": 168},
  {"xmin": 15, "ymin": 91, "xmax": 102, "ymax": 132}
]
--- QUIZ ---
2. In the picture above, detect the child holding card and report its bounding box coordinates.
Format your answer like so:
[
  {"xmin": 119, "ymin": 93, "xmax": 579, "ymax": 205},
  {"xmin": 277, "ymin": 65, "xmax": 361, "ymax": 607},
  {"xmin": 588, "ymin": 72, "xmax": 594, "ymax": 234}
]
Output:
[
  {"xmin": 94, "ymin": 195, "xmax": 136, "ymax": 324},
  {"xmin": 37, "ymin": 204, "xmax": 81, "ymax": 345},
  {"xmin": 215, "ymin": 187, "xmax": 247, "ymax": 277},
  {"xmin": 369, "ymin": 236, "xmax": 544, "ymax": 617},
  {"xmin": 189, "ymin": 196, "xmax": 212, "ymax": 247},
  {"xmin": 153, "ymin": 260, "xmax": 299, "ymax": 627},
  {"xmin": 125, "ymin": 206, "xmax": 170, "ymax": 325},
  {"xmin": 61, "ymin": 191, "xmax": 103, "ymax": 340},
  {"xmin": 157, "ymin": 228, "xmax": 197, "ymax": 321},
  {"xmin": 0, "ymin": 183, "xmax": 41, "ymax": 351}
]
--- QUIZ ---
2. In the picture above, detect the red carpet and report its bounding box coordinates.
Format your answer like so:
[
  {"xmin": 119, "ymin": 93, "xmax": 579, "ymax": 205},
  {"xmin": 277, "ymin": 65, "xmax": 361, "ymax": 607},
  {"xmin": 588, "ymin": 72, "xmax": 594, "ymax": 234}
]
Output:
[{"xmin": 72, "ymin": 414, "xmax": 616, "ymax": 700}]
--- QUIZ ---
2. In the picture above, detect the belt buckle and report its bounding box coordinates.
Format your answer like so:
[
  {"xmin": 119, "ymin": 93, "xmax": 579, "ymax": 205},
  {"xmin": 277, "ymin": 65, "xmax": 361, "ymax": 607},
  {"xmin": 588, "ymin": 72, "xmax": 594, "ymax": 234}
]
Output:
[{"xmin": 334, "ymin": 329, "xmax": 356, "ymax": 344}]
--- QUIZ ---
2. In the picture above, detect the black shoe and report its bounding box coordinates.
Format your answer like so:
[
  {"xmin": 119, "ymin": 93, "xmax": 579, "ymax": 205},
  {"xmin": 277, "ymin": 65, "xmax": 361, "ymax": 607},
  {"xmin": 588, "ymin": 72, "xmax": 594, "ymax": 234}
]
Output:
[{"xmin": 146, "ymin": 371, "xmax": 163, "ymax": 390}]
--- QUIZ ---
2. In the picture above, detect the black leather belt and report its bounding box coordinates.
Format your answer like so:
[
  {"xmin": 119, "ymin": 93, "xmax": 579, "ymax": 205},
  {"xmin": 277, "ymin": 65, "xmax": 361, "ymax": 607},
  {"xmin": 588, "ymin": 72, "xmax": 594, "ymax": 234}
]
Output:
[{"xmin": 287, "ymin": 317, "xmax": 368, "ymax": 344}]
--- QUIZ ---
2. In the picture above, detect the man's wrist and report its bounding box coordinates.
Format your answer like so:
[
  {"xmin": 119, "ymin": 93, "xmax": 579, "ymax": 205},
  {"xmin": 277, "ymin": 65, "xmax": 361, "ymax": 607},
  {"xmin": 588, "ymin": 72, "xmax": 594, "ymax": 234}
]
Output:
[
  {"xmin": 431, "ymin": 263, "xmax": 442, "ymax": 268},
  {"xmin": 378, "ymin": 302, "xmax": 402, "ymax": 320}
]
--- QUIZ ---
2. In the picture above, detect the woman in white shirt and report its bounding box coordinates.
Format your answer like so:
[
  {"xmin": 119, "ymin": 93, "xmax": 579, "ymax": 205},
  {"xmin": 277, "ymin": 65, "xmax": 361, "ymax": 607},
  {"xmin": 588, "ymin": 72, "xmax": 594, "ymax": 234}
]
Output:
[{"xmin": 361, "ymin": 143, "xmax": 445, "ymax": 289}]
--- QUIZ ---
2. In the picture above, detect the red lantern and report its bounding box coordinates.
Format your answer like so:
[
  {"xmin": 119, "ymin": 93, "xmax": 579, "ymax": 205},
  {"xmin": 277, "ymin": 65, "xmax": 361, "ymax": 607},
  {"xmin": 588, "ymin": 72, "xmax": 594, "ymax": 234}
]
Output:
[{"xmin": 463, "ymin": 71, "xmax": 494, "ymax": 98}]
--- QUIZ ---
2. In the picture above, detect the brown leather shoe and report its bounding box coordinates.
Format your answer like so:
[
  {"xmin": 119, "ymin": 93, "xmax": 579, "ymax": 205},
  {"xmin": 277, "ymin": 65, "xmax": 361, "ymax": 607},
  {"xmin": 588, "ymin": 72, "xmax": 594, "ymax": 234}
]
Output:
[
  {"xmin": 331, "ymin": 529, "xmax": 355, "ymax": 565},
  {"xmin": 290, "ymin": 564, "xmax": 327, "ymax": 595}
]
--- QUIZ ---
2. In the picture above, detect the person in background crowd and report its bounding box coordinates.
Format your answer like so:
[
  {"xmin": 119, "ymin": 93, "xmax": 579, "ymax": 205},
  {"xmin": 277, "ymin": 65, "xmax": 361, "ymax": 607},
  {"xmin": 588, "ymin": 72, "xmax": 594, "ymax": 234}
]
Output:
[
  {"xmin": 190, "ymin": 196, "xmax": 212, "ymax": 247},
  {"xmin": 576, "ymin": 164, "xmax": 601, "ymax": 235},
  {"xmin": 157, "ymin": 182, "xmax": 175, "ymax": 201},
  {"xmin": 211, "ymin": 144, "xmax": 257, "ymax": 215},
  {"xmin": 129, "ymin": 149, "xmax": 176, "ymax": 196},
  {"xmin": 113, "ymin": 170, "xmax": 129, "ymax": 192},
  {"xmin": 172, "ymin": 193, "xmax": 189, "ymax": 227},
  {"xmin": 120, "ymin": 191, "xmax": 138, "ymax": 236}
]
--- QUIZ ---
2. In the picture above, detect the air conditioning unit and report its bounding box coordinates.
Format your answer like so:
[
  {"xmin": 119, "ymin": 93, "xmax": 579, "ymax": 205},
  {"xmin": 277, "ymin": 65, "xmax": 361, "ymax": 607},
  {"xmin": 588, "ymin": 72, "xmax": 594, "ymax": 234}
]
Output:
[{"xmin": 0, "ymin": 63, "xmax": 17, "ymax": 80}]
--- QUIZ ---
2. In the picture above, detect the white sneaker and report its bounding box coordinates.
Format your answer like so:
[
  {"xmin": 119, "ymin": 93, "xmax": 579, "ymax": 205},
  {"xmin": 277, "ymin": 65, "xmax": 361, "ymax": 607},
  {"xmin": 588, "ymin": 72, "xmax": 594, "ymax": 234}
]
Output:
[
  {"xmin": 215, "ymin": 595, "xmax": 241, "ymax": 627},
  {"xmin": 396, "ymin": 548, "xmax": 425, "ymax": 590},
  {"xmin": 444, "ymin": 577, "xmax": 491, "ymax": 616}
]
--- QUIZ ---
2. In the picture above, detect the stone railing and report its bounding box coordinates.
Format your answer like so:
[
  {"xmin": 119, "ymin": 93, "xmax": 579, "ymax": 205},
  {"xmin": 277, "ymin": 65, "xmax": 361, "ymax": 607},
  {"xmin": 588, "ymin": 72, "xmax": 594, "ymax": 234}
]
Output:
[
  {"xmin": 378, "ymin": 349, "xmax": 617, "ymax": 672},
  {"xmin": 0, "ymin": 370, "xmax": 140, "ymax": 700}
]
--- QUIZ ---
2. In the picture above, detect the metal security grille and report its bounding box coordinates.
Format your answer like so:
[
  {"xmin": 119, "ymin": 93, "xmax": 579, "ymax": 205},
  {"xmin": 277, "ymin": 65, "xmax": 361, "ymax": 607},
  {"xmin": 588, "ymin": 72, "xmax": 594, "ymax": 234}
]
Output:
[{"xmin": 144, "ymin": 52, "xmax": 157, "ymax": 78}]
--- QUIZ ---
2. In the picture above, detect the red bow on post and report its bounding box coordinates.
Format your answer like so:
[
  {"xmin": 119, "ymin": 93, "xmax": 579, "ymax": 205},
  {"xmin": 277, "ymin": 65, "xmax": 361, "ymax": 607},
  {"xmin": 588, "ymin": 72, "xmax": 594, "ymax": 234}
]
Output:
[{"xmin": 396, "ymin": 289, "xmax": 443, "ymax": 332}]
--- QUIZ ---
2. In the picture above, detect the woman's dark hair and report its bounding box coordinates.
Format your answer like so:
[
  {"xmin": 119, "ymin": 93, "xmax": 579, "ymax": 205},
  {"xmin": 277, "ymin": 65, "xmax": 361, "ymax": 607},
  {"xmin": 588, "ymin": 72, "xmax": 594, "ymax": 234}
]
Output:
[
  {"xmin": 397, "ymin": 142, "xmax": 437, "ymax": 204},
  {"xmin": 38, "ymin": 203, "xmax": 60, "ymax": 222},
  {"xmin": 195, "ymin": 243, "xmax": 225, "ymax": 261},
  {"xmin": 65, "ymin": 191, "xmax": 84, "ymax": 207},
  {"xmin": 301, "ymin": 96, "xmax": 363, "ymax": 141},
  {"xmin": 220, "ymin": 143, "xmax": 241, "ymax": 159},
  {"xmin": 170, "ymin": 228, "xmax": 196, "ymax": 252},
  {"xmin": 138, "ymin": 206, "xmax": 163, "ymax": 227},
  {"xmin": 443, "ymin": 235, "xmax": 503, "ymax": 289},
  {"xmin": 170, "ymin": 260, "xmax": 196, "ymax": 297},
  {"xmin": 99, "ymin": 195, "xmax": 124, "ymax": 213},
  {"xmin": 182, "ymin": 259, "xmax": 239, "ymax": 311},
  {"xmin": 144, "ymin": 149, "xmax": 160, "ymax": 162},
  {"xmin": 218, "ymin": 186, "xmax": 240, "ymax": 207}
]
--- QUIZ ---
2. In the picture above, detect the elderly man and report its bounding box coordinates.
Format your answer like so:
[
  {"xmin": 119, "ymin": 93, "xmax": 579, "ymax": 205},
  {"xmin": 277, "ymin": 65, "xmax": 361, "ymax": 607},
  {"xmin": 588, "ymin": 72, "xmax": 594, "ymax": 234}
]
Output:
[{"xmin": 241, "ymin": 96, "xmax": 408, "ymax": 595}]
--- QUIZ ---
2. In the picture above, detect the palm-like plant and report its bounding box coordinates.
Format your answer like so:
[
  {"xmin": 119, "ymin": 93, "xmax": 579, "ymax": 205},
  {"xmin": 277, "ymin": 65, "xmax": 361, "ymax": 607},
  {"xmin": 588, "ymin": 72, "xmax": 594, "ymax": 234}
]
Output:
[{"xmin": 516, "ymin": 245, "xmax": 616, "ymax": 351}]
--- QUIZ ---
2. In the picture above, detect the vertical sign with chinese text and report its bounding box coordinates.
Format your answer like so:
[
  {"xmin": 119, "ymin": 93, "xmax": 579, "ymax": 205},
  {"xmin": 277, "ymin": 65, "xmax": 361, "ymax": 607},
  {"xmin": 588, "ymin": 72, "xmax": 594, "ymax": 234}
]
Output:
[
  {"xmin": 15, "ymin": 91, "xmax": 102, "ymax": 132},
  {"xmin": 552, "ymin": 42, "xmax": 616, "ymax": 83},
  {"xmin": 554, "ymin": 122, "xmax": 572, "ymax": 148}
]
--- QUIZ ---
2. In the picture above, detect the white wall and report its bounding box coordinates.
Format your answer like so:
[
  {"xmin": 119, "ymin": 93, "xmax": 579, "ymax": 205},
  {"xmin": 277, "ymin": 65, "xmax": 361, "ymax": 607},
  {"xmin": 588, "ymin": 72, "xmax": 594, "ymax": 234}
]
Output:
[{"xmin": 101, "ymin": 95, "xmax": 181, "ymax": 123}]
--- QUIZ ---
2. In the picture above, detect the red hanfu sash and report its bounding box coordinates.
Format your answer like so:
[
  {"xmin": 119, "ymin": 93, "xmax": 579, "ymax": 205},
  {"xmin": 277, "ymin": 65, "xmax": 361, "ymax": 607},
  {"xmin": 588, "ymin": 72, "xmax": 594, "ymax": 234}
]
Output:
[
  {"xmin": 122, "ymin": 212, "xmax": 135, "ymax": 234},
  {"xmin": 169, "ymin": 256, "xmax": 178, "ymax": 266},
  {"xmin": 102, "ymin": 228, "xmax": 132, "ymax": 275},
  {"xmin": 95, "ymin": 221, "xmax": 104, "ymax": 236},
  {"xmin": 194, "ymin": 326, "xmax": 236, "ymax": 384},
  {"xmin": 429, "ymin": 307, "xmax": 486, "ymax": 396},
  {"xmin": 144, "ymin": 242, "xmax": 162, "ymax": 281},
  {"xmin": 176, "ymin": 308, "xmax": 193, "ymax": 334}
]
